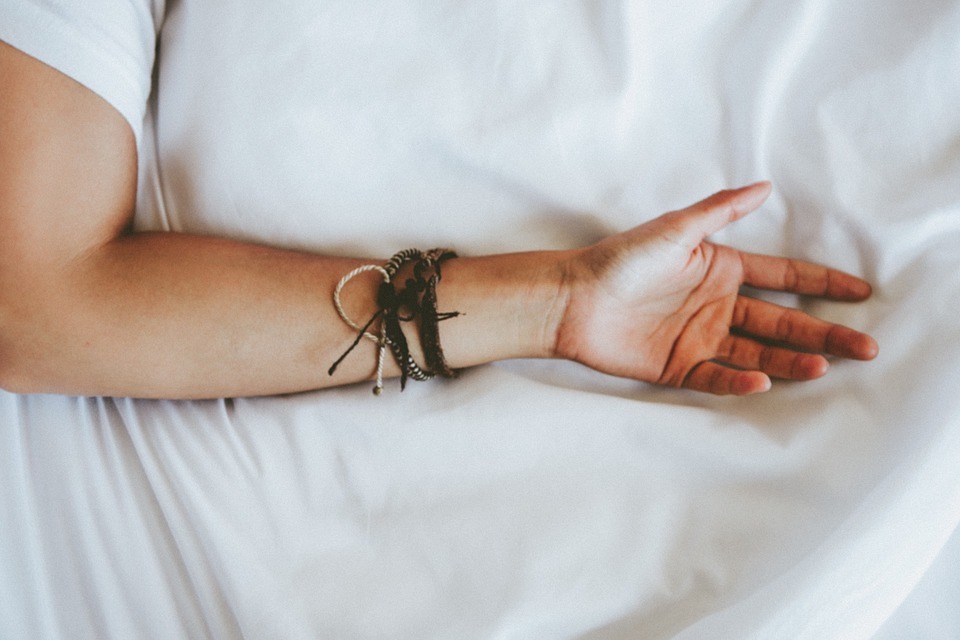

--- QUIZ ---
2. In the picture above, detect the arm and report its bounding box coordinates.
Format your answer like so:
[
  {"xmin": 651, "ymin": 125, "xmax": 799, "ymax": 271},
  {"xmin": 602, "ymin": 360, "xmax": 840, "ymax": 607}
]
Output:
[
  {"xmin": 0, "ymin": 41, "xmax": 876, "ymax": 399},
  {"xmin": 0, "ymin": 40, "xmax": 560, "ymax": 399}
]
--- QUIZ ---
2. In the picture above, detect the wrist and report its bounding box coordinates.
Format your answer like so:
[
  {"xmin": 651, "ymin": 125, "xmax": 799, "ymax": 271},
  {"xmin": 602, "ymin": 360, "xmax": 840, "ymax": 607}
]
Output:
[{"xmin": 434, "ymin": 249, "xmax": 574, "ymax": 367}]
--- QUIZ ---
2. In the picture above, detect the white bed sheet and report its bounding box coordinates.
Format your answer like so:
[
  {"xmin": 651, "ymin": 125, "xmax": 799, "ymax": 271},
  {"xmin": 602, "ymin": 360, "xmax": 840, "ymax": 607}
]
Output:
[{"xmin": 2, "ymin": 1, "xmax": 960, "ymax": 638}]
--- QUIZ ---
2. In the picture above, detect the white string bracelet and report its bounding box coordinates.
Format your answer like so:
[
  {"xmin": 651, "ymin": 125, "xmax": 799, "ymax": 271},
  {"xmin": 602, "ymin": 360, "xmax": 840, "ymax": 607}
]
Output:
[{"xmin": 331, "ymin": 263, "xmax": 391, "ymax": 395}]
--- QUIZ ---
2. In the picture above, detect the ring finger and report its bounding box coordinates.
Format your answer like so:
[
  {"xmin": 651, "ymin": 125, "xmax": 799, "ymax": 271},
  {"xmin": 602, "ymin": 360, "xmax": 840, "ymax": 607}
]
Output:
[{"xmin": 716, "ymin": 334, "xmax": 829, "ymax": 380}]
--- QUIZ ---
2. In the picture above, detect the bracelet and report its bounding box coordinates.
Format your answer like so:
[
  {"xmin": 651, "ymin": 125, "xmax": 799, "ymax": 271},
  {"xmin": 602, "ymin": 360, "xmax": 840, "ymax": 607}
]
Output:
[
  {"xmin": 328, "ymin": 263, "xmax": 393, "ymax": 394},
  {"xmin": 382, "ymin": 249, "xmax": 436, "ymax": 388},
  {"xmin": 413, "ymin": 249, "xmax": 460, "ymax": 379},
  {"xmin": 329, "ymin": 248, "xmax": 460, "ymax": 394}
]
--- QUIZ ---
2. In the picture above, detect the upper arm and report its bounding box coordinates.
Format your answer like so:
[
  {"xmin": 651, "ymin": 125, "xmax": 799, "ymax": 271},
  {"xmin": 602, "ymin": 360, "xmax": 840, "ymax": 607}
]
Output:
[
  {"xmin": 0, "ymin": 40, "xmax": 138, "ymax": 390},
  {"xmin": 0, "ymin": 39, "xmax": 137, "ymax": 275}
]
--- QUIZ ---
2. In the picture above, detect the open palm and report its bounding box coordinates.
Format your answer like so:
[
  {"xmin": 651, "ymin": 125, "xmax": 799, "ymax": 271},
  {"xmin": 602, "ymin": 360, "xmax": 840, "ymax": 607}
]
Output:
[{"xmin": 555, "ymin": 183, "xmax": 878, "ymax": 395}]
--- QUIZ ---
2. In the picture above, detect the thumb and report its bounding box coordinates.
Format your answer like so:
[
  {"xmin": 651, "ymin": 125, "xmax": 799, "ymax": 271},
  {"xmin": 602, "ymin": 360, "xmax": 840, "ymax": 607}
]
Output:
[{"xmin": 662, "ymin": 182, "xmax": 772, "ymax": 247}]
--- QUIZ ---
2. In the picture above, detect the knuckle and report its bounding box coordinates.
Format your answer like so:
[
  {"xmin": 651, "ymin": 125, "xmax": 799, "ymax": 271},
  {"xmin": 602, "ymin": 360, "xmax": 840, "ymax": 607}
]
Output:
[
  {"xmin": 732, "ymin": 298, "xmax": 749, "ymax": 327},
  {"xmin": 790, "ymin": 355, "xmax": 807, "ymax": 378},
  {"xmin": 709, "ymin": 366, "xmax": 726, "ymax": 392},
  {"xmin": 824, "ymin": 325, "xmax": 844, "ymax": 353},
  {"xmin": 824, "ymin": 268, "xmax": 837, "ymax": 297},
  {"xmin": 775, "ymin": 313, "xmax": 796, "ymax": 341},
  {"xmin": 758, "ymin": 346, "xmax": 774, "ymax": 372},
  {"xmin": 784, "ymin": 260, "xmax": 801, "ymax": 290}
]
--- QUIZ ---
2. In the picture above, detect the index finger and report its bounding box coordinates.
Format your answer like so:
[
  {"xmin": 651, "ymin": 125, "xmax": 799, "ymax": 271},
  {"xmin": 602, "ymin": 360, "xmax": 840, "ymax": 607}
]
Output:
[{"xmin": 740, "ymin": 253, "xmax": 873, "ymax": 301}]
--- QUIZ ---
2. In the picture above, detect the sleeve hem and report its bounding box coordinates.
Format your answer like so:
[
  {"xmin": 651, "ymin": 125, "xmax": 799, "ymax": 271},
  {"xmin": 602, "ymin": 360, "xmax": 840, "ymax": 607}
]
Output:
[{"xmin": 0, "ymin": 4, "xmax": 155, "ymax": 145}]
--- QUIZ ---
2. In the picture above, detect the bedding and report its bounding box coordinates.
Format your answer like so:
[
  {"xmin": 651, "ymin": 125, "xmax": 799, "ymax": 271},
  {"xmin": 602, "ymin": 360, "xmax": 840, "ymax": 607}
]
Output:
[{"xmin": 2, "ymin": 1, "xmax": 959, "ymax": 638}]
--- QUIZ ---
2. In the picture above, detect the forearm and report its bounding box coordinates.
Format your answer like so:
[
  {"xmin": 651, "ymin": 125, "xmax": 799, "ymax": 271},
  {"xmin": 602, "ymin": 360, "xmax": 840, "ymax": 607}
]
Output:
[{"xmin": 1, "ymin": 230, "xmax": 568, "ymax": 399}]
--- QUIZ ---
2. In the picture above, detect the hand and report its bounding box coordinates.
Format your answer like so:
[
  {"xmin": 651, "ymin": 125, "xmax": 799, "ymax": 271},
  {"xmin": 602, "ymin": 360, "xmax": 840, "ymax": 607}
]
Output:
[{"xmin": 554, "ymin": 182, "xmax": 879, "ymax": 395}]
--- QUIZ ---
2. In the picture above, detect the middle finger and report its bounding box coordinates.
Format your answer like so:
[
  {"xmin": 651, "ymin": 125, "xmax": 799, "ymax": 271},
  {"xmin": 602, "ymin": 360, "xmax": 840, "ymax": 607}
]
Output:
[{"xmin": 730, "ymin": 296, "xmax": 875, "ymax": 359}]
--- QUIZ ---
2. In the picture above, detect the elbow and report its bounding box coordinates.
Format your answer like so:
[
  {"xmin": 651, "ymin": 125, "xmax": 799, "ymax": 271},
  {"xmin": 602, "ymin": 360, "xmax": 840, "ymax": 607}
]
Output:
[
  {"xmin": 0, "ymin": 361, "xmax": 38, "ymax": 395},
  {"xmin": 0, "ymin": 292, "xmax": 19, "ymax": 393},
  {"xmin": 0, "ymin": 335, "xmax": 59, "ymax": 397},
  {"xmin": 0, "ymin": 342, "xmax": 33, "ymax": 396},
  {"xmin": 0, "ymin": 261, "xmax": 108, "ymax": 397},
  {"xmin": 0, "ymin": 245, "xmax": 50, "ymax": 393},
  {"xmin": 0, "ymin": 280, "xmax": 56, "ymax": 396},
  {"xmin": 0, "ymin": 320, "xmax": 39, "ymax": 396}
]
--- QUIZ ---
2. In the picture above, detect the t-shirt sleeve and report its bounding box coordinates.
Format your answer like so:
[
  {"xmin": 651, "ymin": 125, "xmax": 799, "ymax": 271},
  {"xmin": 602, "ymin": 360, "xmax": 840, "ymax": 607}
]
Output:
[{"xmin": 0, "ymin": 0, "xmax": 165, "ymax": 145}]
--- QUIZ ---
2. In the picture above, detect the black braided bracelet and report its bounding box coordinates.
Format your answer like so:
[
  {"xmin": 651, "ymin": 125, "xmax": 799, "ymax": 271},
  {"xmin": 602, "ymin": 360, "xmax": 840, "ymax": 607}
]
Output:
[{"xmin": 413, "ymin": 249, "xmax": 460, "ymax": 379}]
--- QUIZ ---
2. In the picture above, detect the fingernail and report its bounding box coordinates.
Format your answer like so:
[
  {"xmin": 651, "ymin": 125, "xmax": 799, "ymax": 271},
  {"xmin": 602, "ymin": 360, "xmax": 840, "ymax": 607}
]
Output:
[
  {"xmin": 850, "ymin": 280, "xmax": 872, "ymax": 299},
  {"xmin": 860, "ymin": 336, "xmax": 879, "ymax": 360},
  {"xmin": 733, "ymin": 181, "xmax": 772, "ymax": 211}
]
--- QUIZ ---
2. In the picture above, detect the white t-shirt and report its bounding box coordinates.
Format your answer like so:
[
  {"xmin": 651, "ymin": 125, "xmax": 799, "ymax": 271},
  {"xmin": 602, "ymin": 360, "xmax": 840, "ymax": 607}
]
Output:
[
  {"xmin": 0, "ymin": 0, "xmax": 163, "ymax": 144},
  {"xmin": 1, "ymin": 1, "xmax": 658, "ymax": 258}
]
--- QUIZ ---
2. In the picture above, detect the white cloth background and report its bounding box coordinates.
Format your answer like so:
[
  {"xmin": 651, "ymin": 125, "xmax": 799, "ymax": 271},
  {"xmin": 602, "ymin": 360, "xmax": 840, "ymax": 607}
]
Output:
[{"xmin": 1, "ymin": 1, "xmax": 959, "ymax": 638}]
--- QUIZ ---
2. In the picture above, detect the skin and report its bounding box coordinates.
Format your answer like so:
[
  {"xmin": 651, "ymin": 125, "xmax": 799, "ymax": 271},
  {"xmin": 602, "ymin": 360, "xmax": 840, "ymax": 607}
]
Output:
[
  {"xmin": 555, "ymin": 184, "xmax": 877, "ymax": 395},
  {"xmin": 0, "ymin": 40, "xmax": 877, "ymax": 399}
]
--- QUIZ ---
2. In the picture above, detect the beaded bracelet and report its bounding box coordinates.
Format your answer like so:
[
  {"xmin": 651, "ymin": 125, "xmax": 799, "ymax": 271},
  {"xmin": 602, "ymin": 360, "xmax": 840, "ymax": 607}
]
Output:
[{"xmin": 382, "ymin": 249, "xmax": 437, "ymax": 387}]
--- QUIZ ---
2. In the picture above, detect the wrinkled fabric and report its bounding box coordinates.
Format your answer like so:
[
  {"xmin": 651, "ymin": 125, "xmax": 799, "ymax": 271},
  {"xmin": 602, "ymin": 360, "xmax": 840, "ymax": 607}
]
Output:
[{"xmin": 2, "ymin": 1, "xmax": 959, "ymax": 638}]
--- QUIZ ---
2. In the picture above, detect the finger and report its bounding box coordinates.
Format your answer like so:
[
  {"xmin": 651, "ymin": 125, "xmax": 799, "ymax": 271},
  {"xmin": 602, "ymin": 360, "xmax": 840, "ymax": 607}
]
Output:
[
  {"xmin": 741, "ymin": 253, "xmax": 872, "ymax": 301},
  {"xmin": 682, "ymin": 361, "xmax": 771, "ymax": 396},
  {"xmin": 732, "ymin": 296, "xmax": 879, "ymax": 360},
  {"xmin": 661, "ymin": 181, "xmax": 772, "ymax": 248},
  {"xmin": 716, "ymin": 335, "xmax": 829, "ymax": 380}
]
